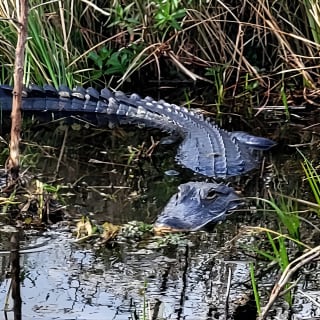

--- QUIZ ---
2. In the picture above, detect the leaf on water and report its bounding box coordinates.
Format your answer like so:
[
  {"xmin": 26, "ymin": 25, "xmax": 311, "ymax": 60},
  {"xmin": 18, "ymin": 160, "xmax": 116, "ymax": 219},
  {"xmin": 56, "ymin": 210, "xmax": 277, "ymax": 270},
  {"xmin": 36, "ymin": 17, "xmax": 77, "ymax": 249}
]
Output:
[
  {"xmin": 24, "ymin": 216, "xmax": 33, "ymax": 225},
  {"xmin": 102, "ymin": 222, "xmax": 120, "ymax": 242},
  {"xmin": 76, "ymin": 216, "xmax": 97, "ymax": 239}
]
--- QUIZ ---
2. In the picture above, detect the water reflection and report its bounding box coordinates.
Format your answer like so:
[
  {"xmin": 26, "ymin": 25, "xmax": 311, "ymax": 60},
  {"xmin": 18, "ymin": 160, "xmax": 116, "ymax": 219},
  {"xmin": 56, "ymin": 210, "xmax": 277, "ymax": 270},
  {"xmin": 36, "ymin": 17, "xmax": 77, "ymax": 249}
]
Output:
[
  {"xmin": 1, "ymin": 114, "xmax": 320, "ymax": 319},
  {"xmin": 0, "ymin": 225, "xmax": 253, "ymax": 320}
]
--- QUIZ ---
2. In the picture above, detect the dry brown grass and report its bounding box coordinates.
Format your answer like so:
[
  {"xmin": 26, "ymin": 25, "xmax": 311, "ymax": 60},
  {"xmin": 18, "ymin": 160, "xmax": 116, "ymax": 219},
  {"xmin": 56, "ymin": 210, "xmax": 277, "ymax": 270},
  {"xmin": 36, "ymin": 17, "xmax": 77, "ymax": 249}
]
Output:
[{"xmin": 0, "ymin": 0, "xmax": 319, "ymax": 100}]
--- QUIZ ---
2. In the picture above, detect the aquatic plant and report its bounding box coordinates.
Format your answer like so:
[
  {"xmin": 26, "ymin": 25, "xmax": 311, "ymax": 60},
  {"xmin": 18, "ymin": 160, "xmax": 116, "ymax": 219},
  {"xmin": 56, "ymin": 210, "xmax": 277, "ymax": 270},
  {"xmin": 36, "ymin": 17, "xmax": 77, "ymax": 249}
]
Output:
[
  {"xmin": 249, "ymin": 262, "xmax": 261, "ymax": 316},
  {"xmin": 205, "ymin": 65, "xmax": 226, "ymax": 114},
  {"xmin": 299, "ymin": 149, "xmax": 320, "ymax": 208},
  {"xmin": 247, "ymin": 149, "xmax": 320, "ymax": 317}
]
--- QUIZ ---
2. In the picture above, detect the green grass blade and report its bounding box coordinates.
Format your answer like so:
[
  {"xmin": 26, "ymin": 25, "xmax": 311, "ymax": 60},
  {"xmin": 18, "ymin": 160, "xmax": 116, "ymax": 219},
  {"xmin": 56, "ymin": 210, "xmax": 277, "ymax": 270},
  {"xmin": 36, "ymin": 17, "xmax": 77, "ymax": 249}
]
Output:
[{"xmin": 250, "ymin": 262, "xmax": 261, "ymax": 316}]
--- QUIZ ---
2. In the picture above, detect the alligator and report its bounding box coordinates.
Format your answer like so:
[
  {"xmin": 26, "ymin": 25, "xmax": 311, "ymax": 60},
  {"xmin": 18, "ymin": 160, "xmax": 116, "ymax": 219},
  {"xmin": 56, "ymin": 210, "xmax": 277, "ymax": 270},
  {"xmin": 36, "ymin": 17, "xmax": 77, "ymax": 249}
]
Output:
[{"xmin": 0, "ymin": 84, "xmax": 275, "ymax": 231}]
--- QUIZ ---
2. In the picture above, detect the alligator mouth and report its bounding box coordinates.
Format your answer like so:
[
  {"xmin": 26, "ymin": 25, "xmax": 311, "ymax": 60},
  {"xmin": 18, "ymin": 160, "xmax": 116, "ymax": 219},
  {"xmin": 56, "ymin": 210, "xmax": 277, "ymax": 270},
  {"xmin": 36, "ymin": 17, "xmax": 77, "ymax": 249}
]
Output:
[
  {"xmin": 153, "ymin": 204, "xmax": 242, "ymax": 234},
  {"xmin": 153, "ymin": 225, "xmax": 190, "ymax": 234}
]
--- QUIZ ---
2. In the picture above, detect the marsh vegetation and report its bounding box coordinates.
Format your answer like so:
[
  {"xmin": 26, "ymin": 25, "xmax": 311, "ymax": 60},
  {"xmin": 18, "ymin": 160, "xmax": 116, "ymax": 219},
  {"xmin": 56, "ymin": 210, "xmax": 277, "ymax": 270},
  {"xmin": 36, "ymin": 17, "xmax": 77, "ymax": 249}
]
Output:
[{"xmin": 0, "ymin": 1, "xmax": 320, "ymax": 319}]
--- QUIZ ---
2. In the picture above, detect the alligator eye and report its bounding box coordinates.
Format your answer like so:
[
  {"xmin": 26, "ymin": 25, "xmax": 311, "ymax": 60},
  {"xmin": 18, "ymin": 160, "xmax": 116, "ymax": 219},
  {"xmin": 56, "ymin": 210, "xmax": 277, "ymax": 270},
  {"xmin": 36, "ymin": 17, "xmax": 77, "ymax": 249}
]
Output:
[{"xmin": 206, "ymin": 189, "xmax": 218, "ymax": 200}]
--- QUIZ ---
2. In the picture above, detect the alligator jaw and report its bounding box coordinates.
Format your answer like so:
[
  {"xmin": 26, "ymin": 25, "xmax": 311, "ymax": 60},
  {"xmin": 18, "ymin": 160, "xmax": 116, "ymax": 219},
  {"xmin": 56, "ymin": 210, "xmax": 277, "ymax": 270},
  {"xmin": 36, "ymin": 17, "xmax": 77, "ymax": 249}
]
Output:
[{"xmin": 154, "ymin": 182, "xmax": 242, "ymax": 232}]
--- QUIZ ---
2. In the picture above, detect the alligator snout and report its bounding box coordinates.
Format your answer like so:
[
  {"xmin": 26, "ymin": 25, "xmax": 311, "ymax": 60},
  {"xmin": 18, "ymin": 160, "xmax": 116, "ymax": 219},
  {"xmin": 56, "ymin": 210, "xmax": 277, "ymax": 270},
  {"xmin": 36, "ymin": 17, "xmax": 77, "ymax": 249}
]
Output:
[{"xmin": 154, "ymin": 182, "xmax": 242, "ymax": 232}]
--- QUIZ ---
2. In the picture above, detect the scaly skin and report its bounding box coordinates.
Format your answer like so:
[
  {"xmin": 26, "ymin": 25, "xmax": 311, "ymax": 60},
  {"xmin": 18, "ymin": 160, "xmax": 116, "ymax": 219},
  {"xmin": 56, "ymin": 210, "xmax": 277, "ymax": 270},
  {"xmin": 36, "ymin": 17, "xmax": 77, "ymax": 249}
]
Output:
[
  {"xmin": 154, "ymin": 182, "xmax": 242, "ymax": 232},
  {"xmin": 0, "ymin": 84, "xmax": 275, "ymax": 230}
]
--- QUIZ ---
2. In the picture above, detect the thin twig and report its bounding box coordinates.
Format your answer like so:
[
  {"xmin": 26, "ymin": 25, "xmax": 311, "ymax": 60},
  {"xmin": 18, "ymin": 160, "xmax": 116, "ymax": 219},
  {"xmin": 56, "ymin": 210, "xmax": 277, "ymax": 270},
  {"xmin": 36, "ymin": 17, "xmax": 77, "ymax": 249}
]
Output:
[
  {"xmin": 55, "ymin": 125, "xmax": 68, "ymax": 176},
  {"xmin": 225, "ymin": 266, "xmax": 232, "ymax": 317},
  {"xmin": 5, "ymin": 0, "xmax": 28, "ymax": 184}
]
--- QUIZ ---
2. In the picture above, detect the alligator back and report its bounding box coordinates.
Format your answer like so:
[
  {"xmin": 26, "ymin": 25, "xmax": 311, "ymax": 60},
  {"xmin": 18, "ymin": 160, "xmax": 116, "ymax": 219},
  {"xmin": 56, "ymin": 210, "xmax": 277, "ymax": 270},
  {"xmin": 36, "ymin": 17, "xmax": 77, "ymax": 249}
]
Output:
[
  {"xmin": 0, "ymin": 84, "xmax": 275, "ymax": 178},
  {"xmin": 115, "ymin": 93, "xmax": 274, "ymax": 177}
]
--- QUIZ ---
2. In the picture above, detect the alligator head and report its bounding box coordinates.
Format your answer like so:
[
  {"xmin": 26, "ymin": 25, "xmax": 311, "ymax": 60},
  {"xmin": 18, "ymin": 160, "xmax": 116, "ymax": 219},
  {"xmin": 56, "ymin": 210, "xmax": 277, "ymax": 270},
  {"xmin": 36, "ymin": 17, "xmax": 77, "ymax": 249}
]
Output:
[{"xmin": 154, "ymin": 182, "xmax": 242, "ymax": 232}]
